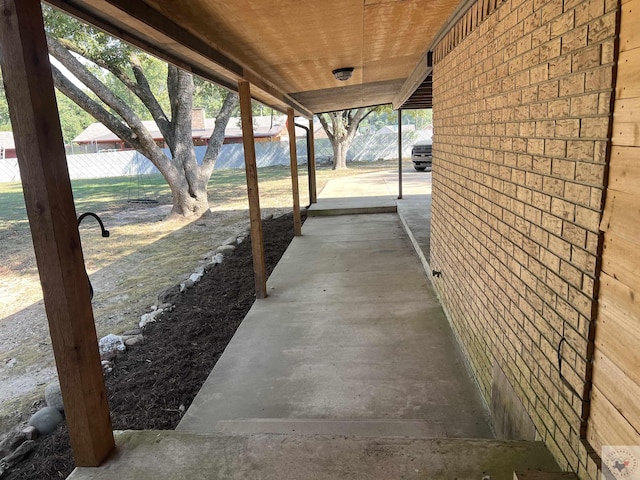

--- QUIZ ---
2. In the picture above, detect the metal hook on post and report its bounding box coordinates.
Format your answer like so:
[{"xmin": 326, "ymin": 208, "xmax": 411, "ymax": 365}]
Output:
[
  {"xmin": 77, "ymin": 212, "xmax": 110, "ymax": 238},
  {"xmin": 77, "ymin": 212, "xmax": 110, "ymax": 299}
]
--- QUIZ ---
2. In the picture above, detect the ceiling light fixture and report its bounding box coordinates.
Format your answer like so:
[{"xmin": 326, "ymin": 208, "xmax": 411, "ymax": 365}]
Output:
[{"xmin": 332, "ymin": 67, "xmax": 355, "ymax": 81}]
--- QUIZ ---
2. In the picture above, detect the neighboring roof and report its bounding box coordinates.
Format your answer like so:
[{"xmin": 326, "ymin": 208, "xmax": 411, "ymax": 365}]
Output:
[
  {"xmin": 48, "ymin": 0, "xmax": 453, "ymax": 115},
  {"xmin": 73, "ymin": 115, "xmax": 292, "ymax": 144},
  {"xmin": 0, "ymin": 131, "xmax": 15, "ymax": 150},
  {"xmin": 209, "ymin": 115, "xmax": 289, "ymax": 140},
  {"xmin": 312, "ymin": 119, "xmax": 328, "ymax": 140}
]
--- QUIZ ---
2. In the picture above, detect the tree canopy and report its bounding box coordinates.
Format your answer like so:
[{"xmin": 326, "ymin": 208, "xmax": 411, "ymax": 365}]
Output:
[
  {"xmin": 360, "ymin": 107, "xmax": 432, "ymax": 133},
  {"xmin": 43, "ymin": 6, "xmax": 238, "ymax": 218}
]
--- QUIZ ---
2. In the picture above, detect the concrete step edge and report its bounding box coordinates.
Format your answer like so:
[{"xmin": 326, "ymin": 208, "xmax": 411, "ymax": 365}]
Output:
[
  {"xmin": 514, "ymin": 470, "xmax": 579, "ymax": 480},
  {"xmin": 68, "ymin": 431, "xmax": 562, "ymax": 480},
  {"xmin": 213, "ymin": 418, "xmax": 447, "ymax": 438},
  {"xmin": 307, "ymin": 206, "xmax": 397, "ymax": 216}
]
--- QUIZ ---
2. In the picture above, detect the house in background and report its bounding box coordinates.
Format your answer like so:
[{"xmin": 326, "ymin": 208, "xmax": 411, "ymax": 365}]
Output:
[
  {"xmin": 73, "ymin": 109, "xmax": 292, "ymax": 151},
  {"xmin": 0, "ymin": 131, "xmax": 16, "ymax": 159}
]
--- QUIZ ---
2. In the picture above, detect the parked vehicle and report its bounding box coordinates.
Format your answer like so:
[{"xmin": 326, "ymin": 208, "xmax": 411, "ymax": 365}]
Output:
[{"xmin": 411, "ymin": 139, "xmax": 432, "ymax": 171}]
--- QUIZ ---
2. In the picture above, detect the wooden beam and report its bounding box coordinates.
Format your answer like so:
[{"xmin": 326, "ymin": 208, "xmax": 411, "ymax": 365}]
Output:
[
  {"xmin": 293, "ymin": 79, "xmax": 404, "ymax": 114},
  {"xmin": 0, "ymin": 0, "xmax": 114, "ymax": 466},
  {"xmin": 308, "ymin": 118, "xmax": 318, "ymax": 204},
  {"xmin": 239, "ymin": 81, "xmax": 267, "ymax": 299},
  {"xmin": 287, "ymin": 109, "xmax": 302, "ymax": 236},
  {"xmin": 394, "ymin": 56, "xmax": 433, "ymax": 109}
]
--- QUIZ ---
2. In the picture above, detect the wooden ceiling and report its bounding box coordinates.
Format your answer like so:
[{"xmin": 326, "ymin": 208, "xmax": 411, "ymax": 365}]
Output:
[{"xmin": 47, "ymin": 0, "xmax": 459, "ymax": 116}]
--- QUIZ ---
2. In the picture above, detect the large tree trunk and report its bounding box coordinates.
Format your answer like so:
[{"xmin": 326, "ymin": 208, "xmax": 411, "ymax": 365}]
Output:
[
  {"xmin": 319, "ymin": 108, "xmax": 374, "ymax": 171},
  {"xmin": 163, "ymin": 153, "xmax": 211, "ymax": 218},
  {"xmin": 332, "ymin": 141, "xmax": 348, "ymax": 170},
  {"xmin": 162, "ymin": 71, "xmax": 238, "ymax": 219},
  {"xmin": 167, "ymin": 179, "xmax": 209, "ymax": 218},
  {"xmin": 164, "ymin": 67, "xmax": 209, "ymax": 219}
]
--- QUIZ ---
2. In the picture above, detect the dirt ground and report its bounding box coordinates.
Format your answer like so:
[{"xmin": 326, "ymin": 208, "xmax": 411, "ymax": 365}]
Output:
[
  {"xmin": 0, "ymin": 201, "xmax": 259, "ymax": 433},
  {"xmin": 2, "ymin": 211, "xmax": 302, "ymax": 480},
  {"xmin": 0, "ymin": 162, "xmax": 398, "ymax": 434}
]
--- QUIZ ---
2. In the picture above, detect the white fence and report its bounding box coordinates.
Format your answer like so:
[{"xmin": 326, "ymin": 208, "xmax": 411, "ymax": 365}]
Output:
[{"xmin": 0, "ymin": 131, "xmax": 430, "ymax": 183}]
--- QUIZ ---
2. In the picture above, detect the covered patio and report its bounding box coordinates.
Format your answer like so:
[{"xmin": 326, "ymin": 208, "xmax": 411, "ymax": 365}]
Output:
[
  {"xmin": 1, "ymin": 0, "xmax": 636, "ymax": 478},
  {"xmin": 0, "ymin": 0, "xmax": 448, "ymax": 470},
  {"xmin": 67, "ymin": 175, "xmax": 560, "ymax": 479}
]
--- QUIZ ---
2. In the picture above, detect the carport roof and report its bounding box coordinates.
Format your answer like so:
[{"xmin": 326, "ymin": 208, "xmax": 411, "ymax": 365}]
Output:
[{"xmin": 46, "ymin": 0, "xmax": 455, "ymax": 116}]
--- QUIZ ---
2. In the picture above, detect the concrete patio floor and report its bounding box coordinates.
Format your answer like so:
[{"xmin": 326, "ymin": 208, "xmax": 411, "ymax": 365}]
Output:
[
  {"xmin": 68, "ymin": 168, "xmax": 562, "ymax": 479},
  {"xmin": 178, "ymin": 212, "xmax": 491, "ymax": 438},
  {"xmin": 309, "ymin": 166, "xmax": 432, "ymax": 269}
]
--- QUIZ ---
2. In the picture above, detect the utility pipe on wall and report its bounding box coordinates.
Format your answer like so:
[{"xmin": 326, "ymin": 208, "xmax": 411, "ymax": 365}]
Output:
[
  {"xmin": 295, "ymin": 121, "xmax": 315, "ymax": 206},
  {"xmin": 308, "ymin": 118, "xmax": 317, "ymax": 204}
]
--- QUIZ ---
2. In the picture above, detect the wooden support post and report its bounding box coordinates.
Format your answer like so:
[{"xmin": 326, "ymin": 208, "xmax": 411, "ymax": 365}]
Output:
[
  {"xmin": 0, "ymin": 0, "xmax": 114, "ymax": 466},
  {"xmin": 398, "ymin": 109, "xmax": 403, "ymax": 200},
  {"xmin": 238, "ymin": 81, "xmax": 267, "ymax": 299},
  {"xmin": 287, "ymin": 108, "xmax": 302, "ymax": 236},
  {"xmin": 308, "ymin": 117, "xmax": 318, "ymax": 204}
]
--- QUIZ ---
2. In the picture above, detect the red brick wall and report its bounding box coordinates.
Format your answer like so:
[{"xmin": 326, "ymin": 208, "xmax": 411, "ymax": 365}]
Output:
[{"xmin": 430, "ymin": 0, "xmax": 618, "ymax": 476}]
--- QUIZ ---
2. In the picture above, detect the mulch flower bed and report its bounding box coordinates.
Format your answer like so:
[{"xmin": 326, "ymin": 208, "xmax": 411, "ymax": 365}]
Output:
[{"xmin": 3, "ymin": 211, "xmax": 303, "ymax": 480}]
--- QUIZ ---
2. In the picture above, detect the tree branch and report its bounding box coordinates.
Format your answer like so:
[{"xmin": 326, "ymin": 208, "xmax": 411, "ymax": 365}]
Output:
[
  {"xmin": 168, "ymin": 66, "xmax": 181, "ymax": 132},
  {"xmin": 201, "ymin": 91, "xmax": 238, "ymax": 174},
  {"xmin": 129, "ymin": 54, "xmax": 172, "ymax": 144},
  {"xmin": 360, "ymin": 107, "xmax": 376, "ymax": 123},
  {"xmin": 55, "ymin": 38, "xmax": 172, "ymax": 145},
  {"xmin": 165, "ymin": 66, "xmax": 200, "ymax": 194},
  {"xmin": 346, "ymin": 107, "xmax": 369, "ymax": 138},
  {"xmin": 48, "ymin": 37, "xmax": 140, "ymax": 129},
  {"xmin": 318, "ymin": 114, "xmax": 334, "ymax": 142},
  {"xmin": 50, "ymin": 65, "xmax": 139, "ymax": 149},
  {"xmin": 56, "ymin": 37, "xmax": 129, "ymax": 82},
  {"xmin": 165, "ymin": 67, "xmax": 195, "ymax": 158},
  {"xmin": 47, "ymin": 35, "xmax": 173, "ymax": 174}
]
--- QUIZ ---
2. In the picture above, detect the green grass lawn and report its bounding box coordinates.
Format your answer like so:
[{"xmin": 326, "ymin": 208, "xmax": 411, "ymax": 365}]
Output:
[
  {"xmin": 0, "ymin": 161, "xmax": 397, "ymax": 232},
  {"xmin": 0, "ymin": 165, "xmax": 296, "ymax": 231}
]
